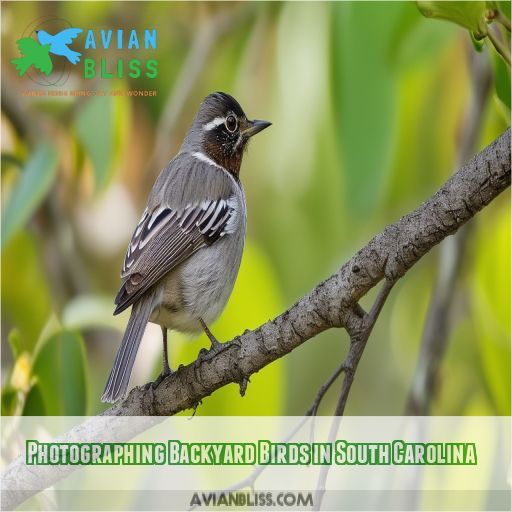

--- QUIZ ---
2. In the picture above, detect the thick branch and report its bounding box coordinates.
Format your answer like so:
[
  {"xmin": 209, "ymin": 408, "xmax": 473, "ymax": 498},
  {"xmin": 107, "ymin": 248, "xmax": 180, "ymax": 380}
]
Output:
[
  {"xmin": 106, "ymin": 128, "xmax": 510, "ymax": 417},
  {"xmin": 2, "ymin": 129, "xmax": 510, "ymax": 511}
]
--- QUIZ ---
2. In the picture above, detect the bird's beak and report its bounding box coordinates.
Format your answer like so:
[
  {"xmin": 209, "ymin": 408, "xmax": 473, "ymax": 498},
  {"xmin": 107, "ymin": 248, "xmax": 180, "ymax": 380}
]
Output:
[{"xmin": 242, "ymin": 119, "xmax": 272, "ymax": 138}]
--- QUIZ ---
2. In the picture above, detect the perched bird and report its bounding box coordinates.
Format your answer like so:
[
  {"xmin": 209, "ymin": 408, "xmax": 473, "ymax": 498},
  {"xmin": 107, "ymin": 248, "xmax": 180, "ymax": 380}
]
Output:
[
  {"xmin": 36, "ymin": 28, "xmax": 83, "ymax": 64},
  {"xmin": 11, "ymin": 38, "xmax": 52, "ymax": 76},
  {"xmin": 101, "ymin": 92, "xmax": 271, "ymax": 403}
]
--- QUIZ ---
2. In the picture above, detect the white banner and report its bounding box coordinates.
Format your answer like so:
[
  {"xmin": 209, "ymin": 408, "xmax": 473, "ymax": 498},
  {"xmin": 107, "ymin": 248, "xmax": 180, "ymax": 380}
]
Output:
[{"xmin": 1, "ymin": 416, "xmax": 510, "ymax": 510}]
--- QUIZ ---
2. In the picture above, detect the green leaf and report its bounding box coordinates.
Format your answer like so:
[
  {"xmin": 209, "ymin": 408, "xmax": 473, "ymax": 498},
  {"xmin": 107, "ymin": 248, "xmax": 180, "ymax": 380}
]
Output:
[
  {"xmin": 493, "ymin": 49, "xmax": 511, "ymax": 109},
  {"xmin": 31, "ymin": 331, "xmax": 88, "ymax": 415},
  {"xmin": 33, "ymin": 314, "xmax": 63, "ymax": 358},
  {"xmin": 470, "ymin": 31, "xmax": 486, "ymax": 51},
  {"xmin": 1, "ymin": 387, "xmax": 19, "ymax": 415},
  {"xmin": 1, "ymin": 142, "xmax": 58, "ymax": 249},
  {"xmin": 62, "ymin": 294, "xmax": 125, "ymax": 332},
  {"xmin": 1, "ymin": 231, "xmax": 53, "ymax": 350},
  {"xmin": 76, "ymin": 96, "xmax": 114, "ymax": 191},
  {"xmin": 497, "ymin": 0, "xmax": 511, "ymax": 18},
  {"xmin": 417, "ymin": 1, "xmax": 489, "ymax": 38},
  {"xmin": 388, "ymin": 2, "xmax": 425, "ymax": 64},
  {"xmin": 332, "ymin": 2, "xmax": 405, "ymax": 215},
  {"xmin": 8, "ymin": 329, "xmax": 24, "ymax": 359},
  {"xmin": 22, "ymin": 383, "xmax": 46, "ymax": 415}
]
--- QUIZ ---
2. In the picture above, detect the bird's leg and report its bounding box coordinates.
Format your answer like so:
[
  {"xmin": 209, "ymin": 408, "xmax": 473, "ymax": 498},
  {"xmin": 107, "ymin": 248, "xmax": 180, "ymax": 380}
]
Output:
[
  {"xmin": 161, "ymin": 326, "xmax": 172, "ymax": 375},
  {"xmin": 153, "ymin": 326, "xmax": 172, "ymax": 388},
  {"xmin": 199, "ymin": 318, "xmax": 222, "ymax": 350}
]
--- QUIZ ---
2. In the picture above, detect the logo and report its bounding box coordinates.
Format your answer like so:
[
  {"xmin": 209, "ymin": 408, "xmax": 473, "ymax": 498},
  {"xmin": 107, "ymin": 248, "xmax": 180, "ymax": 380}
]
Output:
[
  {"xmin": 12, "ymin": 17, "xmax": 159, "ymax": 88},
  {"xmin": 11, "ymin": 17, "xmax": 82, "ymax": 86}
]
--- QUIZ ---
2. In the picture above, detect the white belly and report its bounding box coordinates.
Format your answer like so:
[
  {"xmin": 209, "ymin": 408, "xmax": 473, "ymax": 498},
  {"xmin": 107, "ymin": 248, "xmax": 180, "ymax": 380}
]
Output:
[{"xmin": 150, "ymin": 221, "xmax": 245, "ymax": 334}]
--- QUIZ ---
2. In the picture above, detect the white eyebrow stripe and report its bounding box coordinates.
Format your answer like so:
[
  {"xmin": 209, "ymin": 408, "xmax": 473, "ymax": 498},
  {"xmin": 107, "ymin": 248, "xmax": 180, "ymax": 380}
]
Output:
[{"xmin": 203, "ymin": 116, "xmax": 225, "ymax": 131}]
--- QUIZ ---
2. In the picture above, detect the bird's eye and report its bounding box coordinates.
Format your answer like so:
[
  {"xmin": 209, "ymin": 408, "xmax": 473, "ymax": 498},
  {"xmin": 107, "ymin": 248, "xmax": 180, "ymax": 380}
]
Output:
[{"xmin": 225, "ymin": 115, "xmax": 237, "ymax": 132}]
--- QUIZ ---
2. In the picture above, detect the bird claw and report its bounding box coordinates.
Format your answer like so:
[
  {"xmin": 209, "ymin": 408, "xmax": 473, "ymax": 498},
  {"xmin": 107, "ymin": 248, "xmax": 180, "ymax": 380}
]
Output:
[
  {"xmin": 152, "ymin": 368, "xmax": 172, "ymax": 389},
  {"xmin": 209, "ymin": 338, "xmax": 222, "ymax": 351},
  {"xmin": 196, "ymin": 340, "xmax": 225, "ymax": 363},
  {"xmin": 196, "ymin": 347, "xmax": 210, "ymax": 363}
]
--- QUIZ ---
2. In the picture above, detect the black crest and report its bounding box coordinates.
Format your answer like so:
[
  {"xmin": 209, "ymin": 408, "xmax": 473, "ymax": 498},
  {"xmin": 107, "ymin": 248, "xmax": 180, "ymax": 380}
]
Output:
[{"xmin": 207, "ymin": 92, "xmax": 246, "ymax": 118}]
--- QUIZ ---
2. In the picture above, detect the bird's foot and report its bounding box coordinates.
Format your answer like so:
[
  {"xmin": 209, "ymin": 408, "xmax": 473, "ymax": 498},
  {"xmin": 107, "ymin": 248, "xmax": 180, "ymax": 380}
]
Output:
[
  {"xmin": 209, "ymin": 336, "xmax": 223, "ymax": 352},
  {"xmin": 196, "ymin": 338, "xmax": 227, "ymax": 364},
  {"xmin": 152, "ymin": 367, "xmax": 173, "ymax": 389},
  {"xmin": 197, "ymin": 347, "xmax": 210, "ymax": 363},
  {"xmin": 198, "ymin": 318, "xmax": 224, "ymax": 357}
]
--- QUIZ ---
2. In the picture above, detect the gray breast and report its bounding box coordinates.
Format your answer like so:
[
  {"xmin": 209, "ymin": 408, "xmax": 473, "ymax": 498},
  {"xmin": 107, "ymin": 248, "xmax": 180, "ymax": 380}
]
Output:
[
  {"xmin": 178, "ymin": 174, "xmax": 246, "ymax": 324},
  {"xmin": 151, "ymin": 152, "xmax": 247, "ymax": 332}
]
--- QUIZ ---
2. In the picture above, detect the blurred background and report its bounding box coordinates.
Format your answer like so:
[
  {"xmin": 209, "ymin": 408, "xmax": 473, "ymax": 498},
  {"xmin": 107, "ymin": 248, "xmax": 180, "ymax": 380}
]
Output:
[{"xmin": 1, "ymin": 1, "xmax": 510, "ymax": 417}]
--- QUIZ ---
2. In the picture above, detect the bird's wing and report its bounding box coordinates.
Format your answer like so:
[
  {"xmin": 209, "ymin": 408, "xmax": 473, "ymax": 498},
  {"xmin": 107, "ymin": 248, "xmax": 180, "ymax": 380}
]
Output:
[
  {"xmin": 16, "ymin": 37, "xmax": 40, "ymax": 57},
  {"xmin": 33, "ymin": 45, "xmax": 53, "ymax": 75},
  {"xmin": 54, "ymin": 28, "xmax": 83, "ymax": 44},
  {"xmin": 114, "ymin": 197, "xmax": 235, "ymax": 314}
]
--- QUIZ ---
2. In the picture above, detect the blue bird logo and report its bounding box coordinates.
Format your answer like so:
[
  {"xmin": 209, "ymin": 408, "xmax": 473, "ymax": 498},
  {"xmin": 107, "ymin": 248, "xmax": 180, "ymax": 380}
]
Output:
[{"xmin": 35, "ymin": 28, "xmax": 83, "ymax": 65}]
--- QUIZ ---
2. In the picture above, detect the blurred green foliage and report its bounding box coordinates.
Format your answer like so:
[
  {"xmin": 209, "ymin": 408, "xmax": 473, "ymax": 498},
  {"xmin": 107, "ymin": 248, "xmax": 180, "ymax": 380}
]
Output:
[
  {"xmin": 1, "ymin": 143, "xmax": 58, "ymax": 249},
  {"xmin": 332, "ymin": 2, "xmax": 401, "ymax": 214},
  {"xmin": 1, "ymin": 1, "xmax": 510, "ymax": 418},
  {"xmin": 417, "ymin": 1, "xmax": 491, "ymax": 38}
]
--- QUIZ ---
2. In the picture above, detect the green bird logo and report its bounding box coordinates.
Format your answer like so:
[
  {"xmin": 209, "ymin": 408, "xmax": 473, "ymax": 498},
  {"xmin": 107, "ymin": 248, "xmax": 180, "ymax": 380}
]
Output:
[{"xmin": 11, "ymin": 37, "xmax": 53, "ymax": 76}]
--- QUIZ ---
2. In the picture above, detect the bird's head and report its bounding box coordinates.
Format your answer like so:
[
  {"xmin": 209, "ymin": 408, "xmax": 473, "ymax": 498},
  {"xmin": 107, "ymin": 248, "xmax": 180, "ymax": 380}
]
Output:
[
  {"xmin": 35, "ymin": 30, "xmax": 51, "ymax": 45},
  {"xmin": 185, "ymin": 92, "xmax": 271, "ymax": 176}
]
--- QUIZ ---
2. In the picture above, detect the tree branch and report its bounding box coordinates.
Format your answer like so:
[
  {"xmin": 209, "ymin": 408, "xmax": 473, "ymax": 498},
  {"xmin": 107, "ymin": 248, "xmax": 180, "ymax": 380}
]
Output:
[
  {"xmin": 497, "ymin": 10, "xmax": 511, "ymax": 32},
  {"xmin": 1, "ymin": 129, "xmax": 510, "ymax": 510},
  {"xmin": 313, "ymin": 279, "xmax": 395, "ymax": 510},
  {"xmin": 106, "ymin": 128, "xmax": 510, "ymax": 417},
  {"xmin": 487, "ymin": 24, "xmax": 511, "ymax": 66},
  {"xmin": 195, "ymin": 284, "xmax": 394, "ymax": 510},
  {"xmin": 406, "ymin": 47, "xmax": 492, "ymax": 415}
]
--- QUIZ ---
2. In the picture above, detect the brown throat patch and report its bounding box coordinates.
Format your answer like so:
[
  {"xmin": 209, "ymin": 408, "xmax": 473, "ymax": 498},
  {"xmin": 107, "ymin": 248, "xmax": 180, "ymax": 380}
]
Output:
[{"xmin": 204, "ymin": 138, "xmax": 243, "ymax": 177}]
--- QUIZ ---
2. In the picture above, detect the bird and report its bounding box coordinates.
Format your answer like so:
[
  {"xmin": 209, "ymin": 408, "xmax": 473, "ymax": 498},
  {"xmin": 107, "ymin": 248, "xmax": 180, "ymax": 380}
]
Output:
[
  {"xmin": 36, "ymin": 28, "xmax": 83, "ymax": 64},
  {"xmin": 101, "ymin": 92, "xmax": 271, "ymax": 403},
  {"xmin": 11, "ymin": 38, "xmax": 52, "ymax": 76}
]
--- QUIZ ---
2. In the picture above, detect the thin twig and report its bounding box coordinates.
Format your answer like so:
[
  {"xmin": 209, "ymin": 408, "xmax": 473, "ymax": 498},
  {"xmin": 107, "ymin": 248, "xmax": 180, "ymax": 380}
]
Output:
[
  {"xmin": 307, "ymin": 359, "xmax": 348, "ymax": 444},
  {"xmin": 217, "ymin": 288, "xmax": 392, "ymax": 501},
  {"xmin": 308, "ymin": 361, "xmax": 347, "ymax": 417},
  {"xmin": 497, "ymin": 11, "xmax": 511, "ymax": 32},
  {"xmin": 195, "ymin": 415, "xmax": 314, "ymax": 509},
  {"xmin": 487, "ymin": 25, "xmax": 511, "ymax": 65},
  {"xmin": 199, "ymin": 359, "xmax": 350, "ymax": 505},
  {"xmin": 313, "ymin": 280, "xmax": 395, "ymax": 511}
]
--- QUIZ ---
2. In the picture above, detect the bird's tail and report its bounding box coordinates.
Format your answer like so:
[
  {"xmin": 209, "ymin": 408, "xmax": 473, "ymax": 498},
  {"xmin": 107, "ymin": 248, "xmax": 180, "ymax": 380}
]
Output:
[
  {"xmin": 101, "ymin": 293, "xmax": 155, "ymax": 403},
  {"xmin": 11, "ymin": 58, "xmax": 31, "ymax": 76},
  {"xmin": 66, "ymin": 50, "xmax": 81, "ymax": 65}
]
